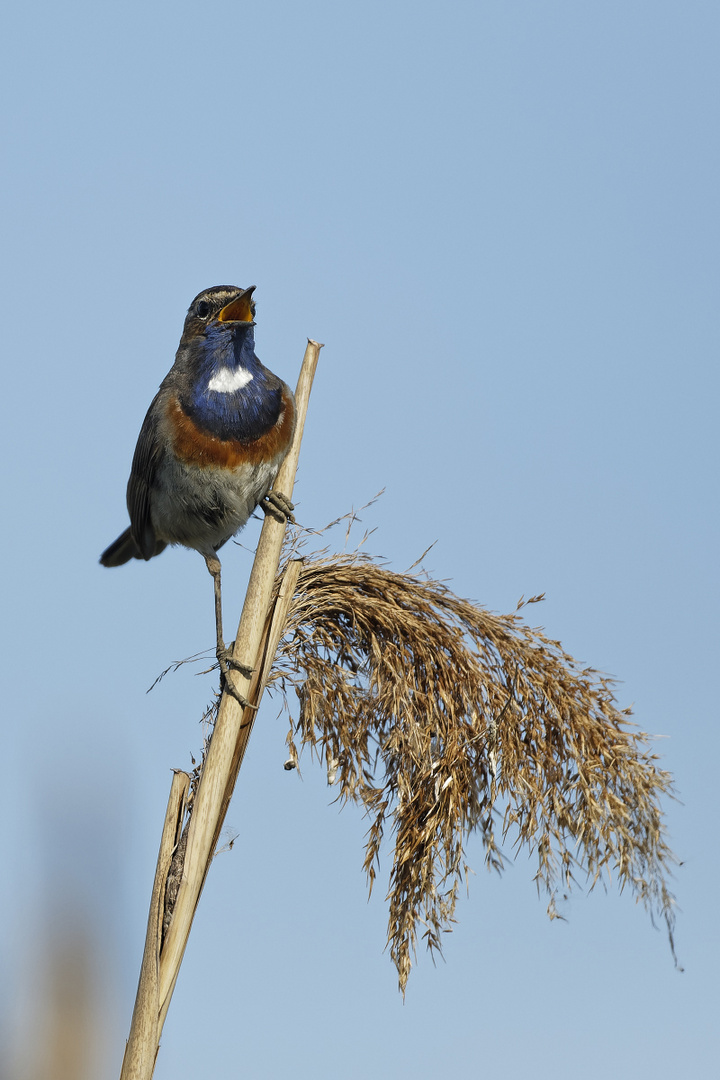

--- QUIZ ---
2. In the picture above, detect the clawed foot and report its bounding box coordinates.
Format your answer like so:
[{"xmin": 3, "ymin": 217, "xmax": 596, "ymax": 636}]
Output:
[
  {"xmin": 217, "ymin": 646, "xmax": 254, "ymax": 679},
  {"xmin": 261, "ymin": 490, "xmax": 295, "ymax": 524},
  {"xmin": 216, "ymin": 647, "xmax": 256, "ymax": 708},
  {"xmin": 221, "ymin": 677, "xmax": 258, "ymax": 710}
]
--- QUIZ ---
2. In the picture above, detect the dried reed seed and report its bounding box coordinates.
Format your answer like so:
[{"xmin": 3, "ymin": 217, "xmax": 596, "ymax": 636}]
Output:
[{"xmin": 268, "ymin": 551, "xmax": 678, "ymax": 992}]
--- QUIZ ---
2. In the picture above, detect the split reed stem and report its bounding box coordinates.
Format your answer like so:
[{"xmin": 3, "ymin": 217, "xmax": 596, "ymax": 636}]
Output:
[{"xmin": 120, "ymin": 339, "xmax": 322, "ymax": 1080}]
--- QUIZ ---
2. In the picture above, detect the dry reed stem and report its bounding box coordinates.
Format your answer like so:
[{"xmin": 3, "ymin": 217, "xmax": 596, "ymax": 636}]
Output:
[
  {"xmin": 157, "ymin": 340, "xmax": 321, "ymax": 1022},
  {"xmin": 120, "ymin": 340, "xmax": 322, "ymax": 1079},
  {"xmin": 120, "ymin": 771, "xmax": 189, "ymax": 1080},
  {"xmin": 269, "ymin": 549, "xmax": 679, "ymax": 993}
]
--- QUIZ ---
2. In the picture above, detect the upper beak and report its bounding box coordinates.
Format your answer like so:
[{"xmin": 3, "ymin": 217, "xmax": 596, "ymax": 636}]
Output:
[{"xmin": 217, "ymin": 286, "xmax": 256, "ymax": 323}]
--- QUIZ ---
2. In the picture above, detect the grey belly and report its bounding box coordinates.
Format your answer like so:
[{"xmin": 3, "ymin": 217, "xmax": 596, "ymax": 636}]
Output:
[{"xmin": 151, "ymin": 456, "xmax": 279, "ymax": 555}]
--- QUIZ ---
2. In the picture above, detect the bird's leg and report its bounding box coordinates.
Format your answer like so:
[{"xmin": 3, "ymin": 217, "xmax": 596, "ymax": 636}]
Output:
[
  {"xmin": 204, "ymin": 554, "xmax": 254, "ymax": 705},
  {"xmin": 260, "ymin": 490, "xmax": 295, "ymax": 524},
  {"xmin": 204, "ymin": 553, "xmax": 228, "ymax": 670}
]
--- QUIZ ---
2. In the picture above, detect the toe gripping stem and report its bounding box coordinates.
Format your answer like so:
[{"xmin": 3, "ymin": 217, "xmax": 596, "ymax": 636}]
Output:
[
  {"xmin": 217, "ymin": 648, "xmax": 258, "ymax": 710},
  {"xmin": 261, "ymin": 490, "xmax": 295, "ymax": 524}
]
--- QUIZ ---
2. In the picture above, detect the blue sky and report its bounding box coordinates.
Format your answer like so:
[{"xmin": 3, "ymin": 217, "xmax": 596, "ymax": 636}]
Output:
[{"xmin": 2, "ymin": 2, "xmax": 718, "ymax": 1077}]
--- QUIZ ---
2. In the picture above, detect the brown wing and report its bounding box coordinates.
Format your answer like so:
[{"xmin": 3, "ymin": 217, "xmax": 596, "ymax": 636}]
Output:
[{"xmin": 127, "ymin": 393, "xmax": 166, "ymax": 560}]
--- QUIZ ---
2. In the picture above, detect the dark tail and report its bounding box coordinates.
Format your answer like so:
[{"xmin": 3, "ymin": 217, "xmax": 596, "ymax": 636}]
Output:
[
  {"xmin": 100, "ymin": 527, "xmax": 139, "ymax": 566},
  {"xmin": 100, "ymin": 528, "xmax": 167, "ymax": 567}
]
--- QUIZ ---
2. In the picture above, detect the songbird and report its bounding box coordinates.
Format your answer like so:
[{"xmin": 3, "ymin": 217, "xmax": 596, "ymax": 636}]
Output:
[{"xmin": 100, "ymin": 285, "xmax": 296, "ymax": 683}]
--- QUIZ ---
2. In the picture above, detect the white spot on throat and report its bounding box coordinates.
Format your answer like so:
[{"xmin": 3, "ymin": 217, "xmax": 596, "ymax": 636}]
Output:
[{"xmin": 207, "ymin": 367, "xmax": 254, "ymax": 393}]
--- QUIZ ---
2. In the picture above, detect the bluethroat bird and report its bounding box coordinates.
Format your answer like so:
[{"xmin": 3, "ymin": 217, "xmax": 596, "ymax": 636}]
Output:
[{"xmin": 100, "ymin": 285, "xmax": 296, "ymax": 684}]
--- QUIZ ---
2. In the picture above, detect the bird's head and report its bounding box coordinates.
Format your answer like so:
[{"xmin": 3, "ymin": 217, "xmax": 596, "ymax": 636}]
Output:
[{"xmin": 181, "ymin": 285, "xmax": 256, "ymax": 340}]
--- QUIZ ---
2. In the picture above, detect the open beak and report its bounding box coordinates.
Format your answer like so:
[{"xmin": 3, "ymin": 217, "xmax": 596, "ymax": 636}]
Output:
[{"xmin": 217, "ymin": 286, "xmax": 256, "ymax": 323}]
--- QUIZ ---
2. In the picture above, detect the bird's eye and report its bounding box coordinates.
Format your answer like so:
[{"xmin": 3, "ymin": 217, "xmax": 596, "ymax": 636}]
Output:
[{"xmin": 196, "ymin": 300, "xmax": 211, "ymax": 318}]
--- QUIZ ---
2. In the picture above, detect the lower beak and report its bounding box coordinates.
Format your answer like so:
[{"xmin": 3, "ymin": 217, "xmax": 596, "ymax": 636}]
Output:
[{"xmin": 217, "ymin": 286, "xmax": 256, "ymax": 323}]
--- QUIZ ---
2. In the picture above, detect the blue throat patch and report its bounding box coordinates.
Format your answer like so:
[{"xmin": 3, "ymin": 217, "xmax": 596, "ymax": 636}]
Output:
[{"xmin": 187, "ymin": 324, "xmax": 282, "ymax": 442}]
